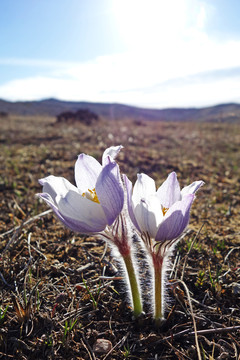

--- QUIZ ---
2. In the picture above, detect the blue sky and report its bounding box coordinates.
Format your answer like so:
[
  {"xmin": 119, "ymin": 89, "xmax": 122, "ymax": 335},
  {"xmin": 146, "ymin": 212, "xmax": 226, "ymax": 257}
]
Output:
[{"xmin": 1, "ymin": 0, "xmax": 240, "ymax": 108}]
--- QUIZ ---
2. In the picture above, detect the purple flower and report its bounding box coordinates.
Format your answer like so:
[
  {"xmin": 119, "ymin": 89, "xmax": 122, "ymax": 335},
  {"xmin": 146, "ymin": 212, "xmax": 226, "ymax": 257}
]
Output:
[
  {"xmin": 37, "ymin": 146, "xmax": 124, "ymax": 234},
  {"xmin": 124, "ymin": 172, "xmax": 204, "ymax": 242},
  {"xmin": 125, "ymin": 171, "xmax": 204, "ymax": 322}
]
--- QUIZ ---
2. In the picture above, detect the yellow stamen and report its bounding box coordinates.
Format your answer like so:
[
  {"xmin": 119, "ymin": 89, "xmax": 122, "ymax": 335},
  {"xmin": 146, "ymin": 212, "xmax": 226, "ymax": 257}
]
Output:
[
  {"xmin": 162, "ymin": 206, "xmax": 169, "ymax": 216},
  {"xmin": 82, "ymin": 188, "xmax": 100, "ymax": 203}
]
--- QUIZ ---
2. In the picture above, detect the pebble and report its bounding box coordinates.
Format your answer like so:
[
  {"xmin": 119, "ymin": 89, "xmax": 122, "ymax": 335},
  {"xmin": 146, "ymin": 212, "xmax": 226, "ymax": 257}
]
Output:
[{"xmin": 93, "ymin": 339, "xmax": 112, "ymax": 354}]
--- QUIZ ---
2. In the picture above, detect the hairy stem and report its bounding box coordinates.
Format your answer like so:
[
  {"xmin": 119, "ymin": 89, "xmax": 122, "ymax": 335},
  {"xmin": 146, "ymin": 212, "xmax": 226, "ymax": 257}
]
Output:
[
  {"xmin": 153, "ymin": 256, "xmax": 164, "ymax": 325},
  {"xmin": 122, "ymin": 252, "xmax": 142, "ymax": 317}
]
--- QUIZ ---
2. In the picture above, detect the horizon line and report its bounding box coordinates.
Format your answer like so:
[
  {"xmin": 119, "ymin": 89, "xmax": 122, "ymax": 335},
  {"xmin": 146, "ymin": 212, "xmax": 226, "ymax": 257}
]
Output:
[{"xmin": 1, "ymin": 96, "xmax": 239, "ymax": 111}]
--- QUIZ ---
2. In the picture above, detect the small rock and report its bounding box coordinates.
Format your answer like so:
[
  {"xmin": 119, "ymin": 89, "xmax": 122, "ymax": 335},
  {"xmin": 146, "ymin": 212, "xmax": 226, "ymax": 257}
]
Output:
[{"xmin": 93, "ymin": 339, "xmax": 112, "ymax": 354}]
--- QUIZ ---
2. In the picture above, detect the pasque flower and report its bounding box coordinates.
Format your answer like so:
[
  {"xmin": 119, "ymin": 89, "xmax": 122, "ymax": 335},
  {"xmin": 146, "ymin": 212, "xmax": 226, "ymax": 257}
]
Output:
[
  {"xmin": 38, "ymin": 145, "xmax": 142, "ymax": 317},
  {"xmin": 37, "ymin": 146, "xmax": 124, "ymax": 234},
  {"xmin": 38, "ymin": 144, "xmax": 203, "ymax": 322},
  {"xmin": 124, "ymin": 171, "xmax": 204, "ymax": 323},
  {"xmin": 125, "ymin": 171, "xmax": 204, "ymax": 243}
]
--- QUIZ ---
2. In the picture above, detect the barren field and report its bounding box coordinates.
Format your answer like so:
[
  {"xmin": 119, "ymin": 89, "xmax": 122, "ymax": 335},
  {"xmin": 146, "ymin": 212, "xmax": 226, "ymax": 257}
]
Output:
[{"xmin": 0, "ymin": 115, "xmax": 240, "ymax": 359}]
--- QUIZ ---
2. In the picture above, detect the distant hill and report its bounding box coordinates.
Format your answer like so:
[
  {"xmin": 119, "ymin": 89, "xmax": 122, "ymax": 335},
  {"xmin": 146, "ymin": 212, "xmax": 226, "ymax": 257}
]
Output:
[{"xmin": 1, "ymin": 98, "xmax": 240, "ymax": 122}]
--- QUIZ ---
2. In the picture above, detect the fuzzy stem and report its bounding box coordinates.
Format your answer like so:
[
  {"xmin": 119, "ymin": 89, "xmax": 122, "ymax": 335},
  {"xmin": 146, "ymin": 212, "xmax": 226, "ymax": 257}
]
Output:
[
  {"xmin": 153, "ymin": 256, "xmax": 164, "ymax": 326},
  {"xmin": 122, "ymin": 252, "xmax": 142, "ymax": 317}
]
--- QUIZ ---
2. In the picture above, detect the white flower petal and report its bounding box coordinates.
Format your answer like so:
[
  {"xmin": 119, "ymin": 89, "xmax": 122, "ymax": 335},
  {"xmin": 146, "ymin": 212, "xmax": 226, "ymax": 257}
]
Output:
[
  {"xmin": 157, "ymin": 172, "xmax": 181, "ymax": 208},
  {"xmin": 102, "ymin": 145, "xmax": 123, "ymax": 166},
  {"xmin": 96, "ymin": 162, "xmax": 124, "ymax": 225},
  {"xmin": 38, "ymin": 192, "xmax": 106, "ymax": 233},
  {"xmin": 74, "ymin": 154, "xmax": 102, "ymax": 193},
  {"xmin": 57, "ymin": 189, "xmax": 107, "ymax": 229},
  {"xmin": 181, "ymin": 180, "xmax": 204, "ymax": 197},
  {"xmin": 39, "ymin": 175, "xmax": 77, "ymax": 205},
  {"xmin": 134, "ymin": 195, "xmax": 163, "ymax": 238},
  {"xmin": 132, "ymin": 173, "xmax": 156, "ymax": 208},
  {"xmin": 123, "ymin": 174, "xmax": 140, "ymax": 232},
  {"xmin": 156, "ymin": 194, "xmax": 194, "ymax": 242}
]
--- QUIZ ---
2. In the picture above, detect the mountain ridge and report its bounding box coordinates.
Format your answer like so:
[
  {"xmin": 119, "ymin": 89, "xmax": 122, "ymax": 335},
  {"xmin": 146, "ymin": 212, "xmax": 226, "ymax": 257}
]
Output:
[{"xmin": 1, "ymin": 98, "xmax": 240, "ymax": 122}]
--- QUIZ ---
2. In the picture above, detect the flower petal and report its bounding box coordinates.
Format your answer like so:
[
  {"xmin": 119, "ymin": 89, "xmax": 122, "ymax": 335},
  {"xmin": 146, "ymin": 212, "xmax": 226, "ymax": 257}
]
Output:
[
  {"xmin": 181, "ymin": 180, "xmax": 204, "ymax": 197},
  {"xmin": 39, "ymin": 175, "xmax": 78, "ymax": 205},
  {"xmin": 156, "ymin": 172, "xmax": 181, "ymax": 208},
  {"xmin": 132, "ymin": 173, "xmax": 156, "ymax": 207},
  {"xmin": 57, "ymin": 190, "xmax": 107, "ymax": 230},
  {"xmin": 134, "ymin": 195, "xmax": 163, "ymax": 238},
  {"xmin": 38, "ymin": 192, "xmax": 106, "ymax": 233},
  {"xmin": 155, "ymin": 194, "xmax": 194, "ymax": 242},
  {"xmin": 74, "ymin": 153, "xmax": 102, "ymax": 193},
  {"xmin": 96, "ymin": 162, "xmax": 124, "ymax": 225},
  {"xmin": 123, "ymin": 174, "xmax": 140, "ymax": 232},
  {"xmin": 102, "ymin": 145, "xmax": 123, "ymax": 166},
  {"xmin": 38, "ymin": 175, "xmax": 107, "ymax": 232}
]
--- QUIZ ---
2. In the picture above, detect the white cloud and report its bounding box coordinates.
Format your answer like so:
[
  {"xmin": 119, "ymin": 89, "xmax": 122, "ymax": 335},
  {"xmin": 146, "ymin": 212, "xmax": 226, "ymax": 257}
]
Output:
[
  {"xmin": 1, "ymin": 1, "xmax": 240, "ymax": 107},
  {"xmin": 1, "ymin": 66, "xmax": 240, "ymax": 108},
  {"xmin": 196, "ymin": 5, "xmax": 207, "ymax": 29},
  {"xmin": 0, "ymin": 57, "xmax": 78, "ymax": 68}
]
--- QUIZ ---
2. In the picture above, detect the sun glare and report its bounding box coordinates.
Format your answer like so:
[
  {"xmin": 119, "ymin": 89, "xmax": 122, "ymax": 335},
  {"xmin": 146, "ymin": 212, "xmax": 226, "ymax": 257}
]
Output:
[{"xmin": 111, "ymin": 0, "xmax": 187, "ymax": 49}]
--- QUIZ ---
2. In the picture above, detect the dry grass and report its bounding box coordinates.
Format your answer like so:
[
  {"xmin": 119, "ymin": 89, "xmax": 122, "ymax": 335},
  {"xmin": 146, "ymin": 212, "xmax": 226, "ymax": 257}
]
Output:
[{"xmin": 0, "ymin": 115, "xmax": 240, "ymax": 359}]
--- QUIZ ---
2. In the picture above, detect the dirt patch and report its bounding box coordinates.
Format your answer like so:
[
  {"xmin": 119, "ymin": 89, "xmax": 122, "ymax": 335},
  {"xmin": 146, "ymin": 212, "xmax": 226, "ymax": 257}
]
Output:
[{"xmin": 0, "ymin": 115, "xmax": 239, "ymax": 359}]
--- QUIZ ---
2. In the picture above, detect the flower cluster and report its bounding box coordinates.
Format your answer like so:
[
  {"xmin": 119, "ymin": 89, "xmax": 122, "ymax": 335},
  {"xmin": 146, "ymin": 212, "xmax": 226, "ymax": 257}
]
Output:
[{"xmin": 38, "ymin": 145, "xmax": 204, "ymax": 323}]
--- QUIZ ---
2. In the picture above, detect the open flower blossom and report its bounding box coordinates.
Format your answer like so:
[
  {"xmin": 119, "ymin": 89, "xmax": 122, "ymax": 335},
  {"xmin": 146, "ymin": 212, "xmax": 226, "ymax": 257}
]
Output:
[
  {"xmin": 37, "ymin": 146, "xmax": 124, "ymax": 234},
  {"xmin": 124, "ymin": 171, "xmax": 204, "ymax": 243},
  {"xmin": 124, "ymin": 171, "xmax": 204, "ymax": 323},
  {"xmin": 38, "ymin": 145, "xmax": 143, "ymax": 317}
]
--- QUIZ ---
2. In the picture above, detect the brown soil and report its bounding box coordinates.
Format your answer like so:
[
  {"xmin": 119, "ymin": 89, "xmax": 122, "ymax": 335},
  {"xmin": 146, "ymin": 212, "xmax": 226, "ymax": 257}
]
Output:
[{"xmin": 0, "ymin": 115, "xmax": 239, "ymax": 359}]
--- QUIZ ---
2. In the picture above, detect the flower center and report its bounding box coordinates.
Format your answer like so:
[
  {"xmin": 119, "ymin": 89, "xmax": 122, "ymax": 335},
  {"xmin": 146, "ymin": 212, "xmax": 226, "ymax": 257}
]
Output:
[
  {"xmin": 161, "ymin": 206, "xmax": 169, "ymax": 216},
  {"xmin": 82, "ymin": 188, "xmax": 100, "ymax": 203}
]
